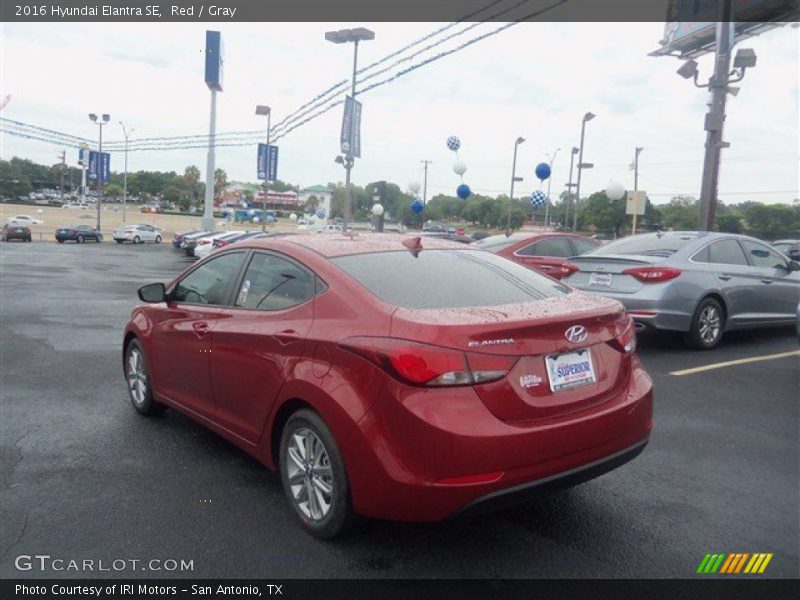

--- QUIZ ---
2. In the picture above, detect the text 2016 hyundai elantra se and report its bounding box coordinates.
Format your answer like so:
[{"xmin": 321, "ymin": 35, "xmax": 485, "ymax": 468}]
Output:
[{"xmin": 123, "ymin": 234, "xmax": 653, "ymax": 537}]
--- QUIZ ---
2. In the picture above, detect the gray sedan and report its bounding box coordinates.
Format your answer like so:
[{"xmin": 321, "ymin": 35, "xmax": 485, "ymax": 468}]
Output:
[{"xmin": 562, "ymin": 231, "xmax": 800, "ymax": 349}]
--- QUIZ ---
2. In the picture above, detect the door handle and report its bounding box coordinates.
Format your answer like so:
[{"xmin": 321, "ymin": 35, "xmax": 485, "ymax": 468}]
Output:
[
  {"xmin": 539, "ymin": 265, "xmax": 553, "ymax": 270},
  {"xmin": 192, "ymin": 321, "xmax": 209, "ymax": 337},
  {"xmin": 718, "ymin": 275, "xmax": 732, "ymax": 281},
  {"xmin": 760, "ymin": 279, "xmax": 773, "ymax": 284},
  {"xmin": 274, "ymin": 329, "xmax": 302, "ymax": 345}
]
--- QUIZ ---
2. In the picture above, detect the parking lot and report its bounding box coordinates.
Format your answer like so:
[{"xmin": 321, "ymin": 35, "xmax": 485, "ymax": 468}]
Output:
[{"xmin": 0, "ymin": 241, "xmax": 797, "ymax": 579}]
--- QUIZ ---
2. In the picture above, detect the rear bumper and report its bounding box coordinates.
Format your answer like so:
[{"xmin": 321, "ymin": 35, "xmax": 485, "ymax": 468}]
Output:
[
  {"xmin": 571, "ymin": 285, "xmax": 693, "ymax": 332},
  {"xmin": 453, "ymin": 437, "xmax": 648, "ymax": 518},
  {"xmin": 344, "ymin": 360, "xmax": 653, "ymax": 522}
]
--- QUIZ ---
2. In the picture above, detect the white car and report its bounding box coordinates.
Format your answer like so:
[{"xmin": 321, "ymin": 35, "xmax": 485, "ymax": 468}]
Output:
[
  {"xmin": 113, "ymin": 224, "xmax": 162, "ymax": 244},
  {"xmin": 62, "ymin": 203, "xmax": 90, "ymax": 209},
  {"xmin": 6, "ymin": 215, "xmax": 43, "ymax": 226},
  {"xmin": 193, "ymin": 231, "xmax": 245, "ymax": 260}
]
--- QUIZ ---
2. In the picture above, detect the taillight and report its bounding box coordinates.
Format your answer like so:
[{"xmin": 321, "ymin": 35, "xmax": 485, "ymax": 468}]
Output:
[
  {"xmin": 622, "ymin": 266, "xmax": 681, "ymax": 283},
  {"xmin": 215, "ymin": 240, "xmax": 230, "ymax": 248},
  {"xmin": 339, "ymin": 338, "xmax": 517, "ymax": 387},
  {"xmin": 608, "ymin": 317, "xmax": 637, "ymax": 355},
  {"xmin": 198, "ymin": 239, "xmax": 211, "ymax": 245},
  {"xmin": 558, "ymin": 262, "xmax": 580, "ymax": 278}
]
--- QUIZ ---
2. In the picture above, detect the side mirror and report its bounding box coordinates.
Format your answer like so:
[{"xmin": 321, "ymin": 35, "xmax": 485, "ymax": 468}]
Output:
[
  {"xmin": 787, "ymin": 260, "xmax": 800, "ymax": 272},
  {"xmin": 137, "ymin": 282, "xmax": 166, "ymax": 303}
]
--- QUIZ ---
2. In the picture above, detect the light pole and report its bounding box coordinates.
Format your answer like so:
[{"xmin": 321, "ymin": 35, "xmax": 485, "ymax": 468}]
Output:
[
  {"xmin": 564, "ymin": 147, "xmax": 579, "ymax": 229},
  {"xmin": 89, "ymin": 112, "xmax": 110, "ymax": 231},
  {"xmin": 674, "ymin": 0, "xmax": 757, "ymax": 231},
  {"xmin": 507, "ymin": 136, "xmax": 525, "ymax": 233},
  {"xmin": 255, "ymin": 105, "xmax": 272, "ymax": 232},
  {"xmin": 119, "ymin": 121, "xmax": 133, "ymax": 223},
  {"xmin": 326, "ymin": 27, "xmax": 374, "ymax": 224},
  {"xmin": 544, "ymin": 147, "xmax": 560, "ymax": 230},
  {"xmin": 573, "ymin": 111, "xmax": 595, "ymax": 232}
]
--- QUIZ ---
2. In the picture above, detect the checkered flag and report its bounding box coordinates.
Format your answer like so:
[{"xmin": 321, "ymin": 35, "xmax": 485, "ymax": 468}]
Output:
[{"xmin": 531, "ymin": 190, "xmax": 546, "ymax": 206}]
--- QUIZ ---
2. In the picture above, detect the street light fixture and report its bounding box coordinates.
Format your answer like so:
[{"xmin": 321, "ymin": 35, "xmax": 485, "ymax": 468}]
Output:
[
  {"xmin": 325, "ymin": 27, "xmax": 375, "ymax": 225},
  {"xmin": 89, "ymin": 112, "xmax": 110, "ymax": 231},
  {"xmin": 255, "ymin": 104, "xmax": 272, "ymax": 231},
  {"xmin": 507, "ymin": 136, "xmax": 526, "ymax": 233},
  {"xmin": 118, "ymin": 121, "xmax": 134, "ymax": 223},
  {"xmin": 573, "ymin": 111, "xmax": 595, "ymax": 232}
]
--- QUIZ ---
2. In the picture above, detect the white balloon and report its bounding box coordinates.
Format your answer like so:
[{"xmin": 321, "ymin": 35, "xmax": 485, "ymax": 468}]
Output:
[
  {"xmin": 37, "ymin": 209, "xmax": 43, "ymax": 214},
  {"xmin": 453, "ymin": 159, "xmax": 467, "ymax": 176},
  {"xmin": 248, "ymin": 209, "xmax": 255, "ymax": 216},
  {"xmin": 606, "ymin": 180, "xmax": 626, "ymax": 201},
  {"xmin": 408, "ymin": 181, "xmax": 422, "ymax": 194},
  {"xmin": 372, "ymin": 203, "xmax": 384, "ymax": 217},
  {"xmin": 253, "ymin": 216, "xmax": 260, "ymax": 223},
  {"xmin": 289, "ymin": 213, "xmax": 298, "ymax": 222}
]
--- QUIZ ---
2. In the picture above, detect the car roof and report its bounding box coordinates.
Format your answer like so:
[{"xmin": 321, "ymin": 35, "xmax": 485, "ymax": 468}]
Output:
[{"xmin": 245, "ymin": 232, "xmax": 468, "ymax": 258}]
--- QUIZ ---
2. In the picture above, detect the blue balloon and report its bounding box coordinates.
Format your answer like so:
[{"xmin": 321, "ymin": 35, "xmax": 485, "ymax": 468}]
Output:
[
  {"xmin": 535, "ymin": 162, "xmax": 551, "ymax": 181},
  {"xmin": 411, "ymin": 199, "xmax": 424, "ymax": 214},
  {"xmin": 456, "ymin": 184, "xmax": 471, "ymax": 199}
]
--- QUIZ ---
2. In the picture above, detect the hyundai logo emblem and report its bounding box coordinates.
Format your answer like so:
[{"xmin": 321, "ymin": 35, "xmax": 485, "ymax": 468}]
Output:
[{"xmin": 565, "ymin": 325, "xmax": 588, "ymax": 344}]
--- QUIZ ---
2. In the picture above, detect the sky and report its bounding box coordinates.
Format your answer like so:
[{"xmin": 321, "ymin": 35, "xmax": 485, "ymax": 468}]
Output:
[{"xmin": 1, "ymin": 19, "xmax": 798, "ymax": 205}]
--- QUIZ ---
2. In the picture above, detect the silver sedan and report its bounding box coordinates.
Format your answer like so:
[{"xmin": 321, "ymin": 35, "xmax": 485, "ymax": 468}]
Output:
[{"xmin": 562, "ymin": 231, "xmax": 800, "ymax": 349}]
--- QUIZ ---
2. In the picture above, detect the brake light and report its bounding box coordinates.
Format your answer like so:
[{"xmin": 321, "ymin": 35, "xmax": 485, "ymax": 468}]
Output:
[
  {"xmin": 198, "ymin": 239, "xmax": 211, "ymax": 245},
  {"xmin": 339, "ymin": 338, "xmax": 517, "ymax": 387},
  {"xmin": 558, "ymin": 262, "xmax": 580, "ymax": 278},
  {"xmin": 215, "ymin": 240, "xmax": 230, "ymax": 248},
  {"xmin": 608, "ymin": 317, "xmax": 637, "ymax": 355},
  {"xmin": 622, "ymin": 266, "xmax": 681, "ymax": 282}
]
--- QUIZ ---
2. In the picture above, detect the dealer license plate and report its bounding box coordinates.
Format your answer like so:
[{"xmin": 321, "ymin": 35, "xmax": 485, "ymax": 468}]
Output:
[
  {"xmin": 545, "ymin": 350, "xmax": 596, "ymax": 392},
  {"xmin": 589, "ymin": 272, "xmax": 612, "ymax": 287}
]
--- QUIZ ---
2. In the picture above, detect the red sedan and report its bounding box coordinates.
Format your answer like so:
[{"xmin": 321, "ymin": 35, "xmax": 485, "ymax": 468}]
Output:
[
  {"xmin": 123, "ymin": 234, "xmax": 652, "ymax": 537},
  {"xmin": 475, "ymin": 232, "xmax": 601, "ymax": 278}
]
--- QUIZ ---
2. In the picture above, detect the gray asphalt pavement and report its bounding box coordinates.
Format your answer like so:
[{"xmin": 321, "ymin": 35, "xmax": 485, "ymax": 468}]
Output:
[{"xmin": 1, "ymin": 242, "xmax": 797, "ymax": 579}]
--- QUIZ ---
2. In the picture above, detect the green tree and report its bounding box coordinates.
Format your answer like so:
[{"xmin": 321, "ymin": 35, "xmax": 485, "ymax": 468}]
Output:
[
  {"xmin": 578, "ymin": 190, "xmax": 626, "ymax": 237},
  {"xmin": 660, "ymin": 196, "xmax": 699, "ymax": 230},
  {"xmin": 103, "ymin": 183, "xmax": 123, "ymax": 198},
  {"xmin": 183, "ymin": 165, "xmax": 202, "ymax": 205},
  {"xmin": 0, "ymin": 160, "xmax": 32, "ymax": 197},
  {"xmin": 214, "ymin": 168, "xmax": 228, "ymax": 197},
  {"xmin": 743, "ymin": 203, "xmax": 800, "ymax": 240}
]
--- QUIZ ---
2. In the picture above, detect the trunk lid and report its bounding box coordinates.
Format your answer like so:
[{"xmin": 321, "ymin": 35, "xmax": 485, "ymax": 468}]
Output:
[
  {"xmin": 563, "ymin": 254, "xmax": 658, "ymax": 294},
  {"xmin": 390, "ymin": 292, "xmax": 632, "ymax": 423}
]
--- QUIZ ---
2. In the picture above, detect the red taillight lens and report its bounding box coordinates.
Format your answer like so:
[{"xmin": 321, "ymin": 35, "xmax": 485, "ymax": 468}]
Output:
[
  {"xmin": 609, "ymin": 317, "xmax": 637, "ymax": 355},
  {"xmin": 558, "ymin": 262, "xmax": 580, "ymax": 278},
  {"xmin": 622, "ymin": 266, "xmax": 681, "ymax": 283},
  {"xmin": 198, "ymin": 239, "xmax": 211, "ymax": 245},
  {"xmin": 339, "ymin": 338, "xmax": 516, "ymax": 387}
]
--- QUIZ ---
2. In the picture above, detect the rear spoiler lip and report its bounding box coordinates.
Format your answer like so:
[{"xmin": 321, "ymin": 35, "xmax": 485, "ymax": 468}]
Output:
[{"xmin": 568, "ymin": 254, "xmax": 657, "ymax": 264}]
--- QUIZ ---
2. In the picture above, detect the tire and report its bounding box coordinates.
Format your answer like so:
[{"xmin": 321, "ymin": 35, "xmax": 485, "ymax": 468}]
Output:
[
  {"xmin": 133, "ymin": 235, "xmax": 141, "ymax": 244},
  {"xmin": 57, "ymin": 239, "xmax": 64, "ymax": 244},
  {"xmin": 116, "ymin": 239, "xmax": 124, "ymax": 244},
  {"xmin": 683, "ymin": 297, "xmax": 724, "ymax": 350},
  {"xmin": 97, "ymin": 234, "xmax": 103, "ymax": 242},
  {"xmin": 155, "ymin": 235, "xmax": 162, "ymax": 244},
  {"xmin": 125, "ymin": 339, "xmax": 164, "ymax": 416},
  {"xmin": 26, "ymin": 237, "xmax": 31, "ymax": 243},
  {"xmin": 279, "ymin": 409, "xmax": 354, "ymax": 538},
  {"xmin": 77, "ymin": 234, "xmax": 85, "ymax": 244}
]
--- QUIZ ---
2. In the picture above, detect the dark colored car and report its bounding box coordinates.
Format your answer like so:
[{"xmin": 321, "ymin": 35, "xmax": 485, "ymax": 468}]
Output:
[
  {"xmin": 474, "ymin": 232, "xmax": 601, "ymax": 279},
  {"xmin": 124, "ymin": 234, "xmax": 652, "ymax": 538},
  {"xmin": 422, "ymin": 232, "xmax": 473, "ymax": 244},
  {"xmin": 470, "ymin": 231, "xmax": 492, "ymax": 241},
  {"xmin": 772, "ymin": 239, "xmax": 800, "ymax": 261},
  {"xmin": 2, "ymin": 225, "xmax": 32, "ymax": 242},
  {"xmin": 55, "ymin": 224, "xmax": 103, "ymax": 243}
]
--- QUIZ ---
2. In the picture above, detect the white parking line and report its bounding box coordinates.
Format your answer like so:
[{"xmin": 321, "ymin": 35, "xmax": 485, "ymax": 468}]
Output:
[{"xmin": 670, "ymin": 350, "xmax": 800, "ymax": 376}]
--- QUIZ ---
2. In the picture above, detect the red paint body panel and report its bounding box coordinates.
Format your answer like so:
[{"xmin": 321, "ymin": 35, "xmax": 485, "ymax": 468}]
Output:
[
  {"xmin": 123, "ymin": 234, "xmax": 652, "ymax": 522},
  {"xmin": 483, "ymin": 232, "xmax": 601, "ymax": 279}
]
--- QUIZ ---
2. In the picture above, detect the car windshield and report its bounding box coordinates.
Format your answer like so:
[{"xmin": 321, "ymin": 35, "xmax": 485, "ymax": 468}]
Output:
[
  {"xmin": 589, "ymin": 233, "xmax": 700, "ymax": 257},
  {"xmin": 331, "ymin": 249, "xmax": 569, "ymax": 309}
]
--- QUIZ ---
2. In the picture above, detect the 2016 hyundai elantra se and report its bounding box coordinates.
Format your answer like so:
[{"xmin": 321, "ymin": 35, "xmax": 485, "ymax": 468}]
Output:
[{"xmin": 123, "ymin": 234, "xmax": 653, "ymax": 537}]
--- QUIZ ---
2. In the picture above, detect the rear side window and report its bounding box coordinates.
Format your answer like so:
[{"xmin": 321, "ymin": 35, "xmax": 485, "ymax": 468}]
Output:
[
  {"xmin": 708, "ymin": 240, "xmax": 748, "ymax": 265},
  {"xmin": 235, "ymin": 252, "xmax": 316, "ymax": 311},
  {"xmin": 173, "ymin": 252, "xmax": 245, "ymax": 305},
  {"xmin": 332, "ymin": 250, "xmax": 569, "ymax": 309}
]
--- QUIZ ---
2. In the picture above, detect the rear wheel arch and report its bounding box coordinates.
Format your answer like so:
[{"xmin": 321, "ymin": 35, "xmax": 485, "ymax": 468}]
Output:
[
  {"xmin": 699, "ymin": 292, "xmax": 728, "ymax": 329},
  {"xmin": 270, "ymin": 398, "xmax": 315, "ymax": 469}
]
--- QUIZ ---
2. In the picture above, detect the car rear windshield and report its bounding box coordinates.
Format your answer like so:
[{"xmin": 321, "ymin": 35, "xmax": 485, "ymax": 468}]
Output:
[
  {"xmin": 472, "ymin": 234, "xmax": 528, "ymax": 252},
  {"xmin": 331, "ymin": 249, "xmax": 570, "ymax": 309},
  {"xmin": 591, "ymin": 233, "xmax": 699, "ymax": 257}
]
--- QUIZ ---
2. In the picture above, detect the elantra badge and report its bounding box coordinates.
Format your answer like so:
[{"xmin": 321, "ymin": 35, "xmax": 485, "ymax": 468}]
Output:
[
  {"xmin": 468, "ymin": 338, "xmax": 514, "ymax": 348},
  {"xmin": 565, "ymin": 325, "xmax": 587, "ymax": 344}
]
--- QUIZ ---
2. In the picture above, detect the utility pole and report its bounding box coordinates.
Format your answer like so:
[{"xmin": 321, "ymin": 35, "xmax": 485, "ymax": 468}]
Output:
[
  {"xmin": 508, "ymin": 136, "xmax": 525, "ymax": 233},
  {"xmin": 119, "ymin": 121, "xmax": 133, "ymax": 223},
  {"xmin": 420, "ymin": 160, "xmax": 431, "ymax": 205},
  {"xmin": 698, "ymin": 0, "xmax": 734, "ymax": 231},
  {"xmin": 544, "ymin": 148, "xmax": 560, "ymax": 230},
  {"xmin": 256, "ymin": 105, "xmax": 272, "ymax": 232},
  {"xmin": 89, "ymin": 113, "xmax": 110, "ymax": 231},
  {"xmin": 573, "ymin": 112, "xmax": 595, "ymax": 232},
  {"xmin": 632, "ymin": 146, "xmax": 644, "ymax": 235},
  {"xmin": 58, "ymin": 151, "xmax": 66, "ymax": 205},
  {"xmin": 564, "ymin": 147, "xmax": 578, "ymax": 229}
]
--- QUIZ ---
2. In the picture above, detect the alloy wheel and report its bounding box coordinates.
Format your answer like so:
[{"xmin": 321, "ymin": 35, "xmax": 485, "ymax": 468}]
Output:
[
  {"xmin": 285, "ymin": 428, "xmax": 334, "ymax": 521},
  {"xmin": 698, "ymin": 306, "xmax": 721, "ymax": 345},
  {"xmin": 127, "ymin": 348, "xmax": 148, "ymax": 407}
]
